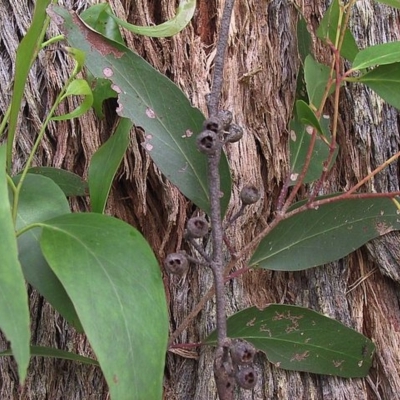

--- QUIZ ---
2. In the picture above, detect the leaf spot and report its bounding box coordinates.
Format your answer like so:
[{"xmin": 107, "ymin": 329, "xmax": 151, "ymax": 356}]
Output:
[
  {"xmin": 306, "ymin": 125, "xmax": 313, "ymax": 134},
  {"xmin": 259, "ymin": 324, "xmax": 271, "ymax": 336},
  {"xmin": 116, "ymin": 103, "xmax": 123, "ymax": 113},
  {"xmin": 70, "ymin": 12, "xmax": 124, "ymax": 58},
  {"xmin": 182, "ymin": 129, "xmax": 194, "ymax": 138},
  {"xmin": 332, "ymin": 359, "xmax": 344, "ymax": 368},
  {"xmin": 103, "ymin": 67, "xmax": 114, "ymax": 77},
  {"xmin": 290, "ymin": 173, "xmax": 298, "ymax": 181},
  {"xmin": 111, "ymin": 84, "xmax": 122, "ymax": 94},
  {"xmin": 290, "ymin": 350, "xmax": 309, "ymax": 362},
  {"xmin": 323, "ymin": 114, "xmax": 329, "ymax": 119},
  {"xmin": 146, "ymin": 107, "xmax": 156, "ymax": 118},
  {"xmin": 290, "ymin": 130, "xmax": 296, "ymax": 141},
  {"xmin": 246, "ymin": 317, "xmax": 256, "ymax": 327},
  {"xmin": 375, "ymin": 220, "xmax": 392, "ymax": 235},
  {"xmin": 179, "ymin": 163, "xmax": 188, "ymax": 172},
  {"xmin": 358, "ymin": 360, "xmax": 363, "ymax": 367},
  {"xmin": 145, "ymin": 143, "xmax": 153, "ymax": 151}
]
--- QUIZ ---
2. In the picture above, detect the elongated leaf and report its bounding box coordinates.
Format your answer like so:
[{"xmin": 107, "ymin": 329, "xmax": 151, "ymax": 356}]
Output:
[
  {"xmin": 89, "ymin": 77, "xmax": 118, "ymax": 118},
  {"xmin": 297, "ymin": 17, "xmax": 312, "ymax": 64},
  {"xmin": 250, "ymin": 196, "xmax": 400, "ymax": 271},
  {"xmin": 0, "ymin": 145, "xmax": 30, "ymax": 383},
  {"xmin": 289, "ymin": 114, "xmax": 336, "ymax": 185},
  {"xmin": 295, "ymin": 17, "xmax": 311, "ymax": 103},
  {"xmin": 205, "ymin": 305, "xmax": 374, "ymax": 378},
  {"xmin": 89, "ymin": 118, "xmax": 132, "ymax": 213},
  {"xmin": 375, "ymin": 0, "xmax": 400, "ymax": 8},
  {"xmin": 304, "ymin": 56, "xmax": 334, "ymax": 109},
  {"xmin": 357, "ymin": 63, "xmax": 400, "ymax": 109},
  {"xmin": 352, "ymin": 42, "xmax": 400, "ymax": 70},
  {"xmin": 80, "ymin": 3, "xmax": 124, "ymax": 43},
  {"xmin": 13, "ymin": 174, "xmax": 82, "ymax": 332},
  {"xmin": 108, "ymin": 0, "xmax": 196, "ymax": 38},
  {"xmin": 0, "ymin": 346, "xmax": 99, "ymax": 366},
  {"xmin": 52, "ymin": 79, "xmax": 93, "ymax": 121},
  {"xmin": 40, "ymin": 213, "xmax": 168, "ymax": 400},
  {"xmin": 295, "ymin": 100, "xmax": 323, "ymax": 134},
  {"xmin": 80, "ymin": 4, "xmax": 123, "ymax": 118},
  {"xmin": 28, "ymin": 167, "xmax": 87, "ymax": 196},
  {"xmin": 6, "ymin": 0, "xmax": 51, "ymax": 172},
  {"xmin": 49, "ymin": 5, "xmax": 231, "ymax": 216},
  {"xmin": 316, "ymin": 0, "xmax": 358, "ymax": 62}
]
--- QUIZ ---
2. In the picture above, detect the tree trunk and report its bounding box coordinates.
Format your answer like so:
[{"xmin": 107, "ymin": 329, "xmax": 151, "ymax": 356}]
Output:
[{"xmin": 1, "ymin": 0, "xmax": 399, "ymax": 399}]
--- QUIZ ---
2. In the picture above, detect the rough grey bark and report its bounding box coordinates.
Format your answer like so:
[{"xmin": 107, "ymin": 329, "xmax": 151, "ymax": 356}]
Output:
[{"xmin": 0, "ymin": 0, "xmax": 399, "ymax": 399}]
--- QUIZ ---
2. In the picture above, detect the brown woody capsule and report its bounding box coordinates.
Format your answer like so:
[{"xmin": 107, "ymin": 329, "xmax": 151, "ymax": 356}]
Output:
[
  {"xmin": 230, "ymin": 340, "xmax": 256, "ymax": 366},
  {"xmin": 163, "ymin": 253, "xmax": 189, "ymax": 275},
  {"xmin": 202, "ymin": 116, "xmax": 223, "ymax": 133},
  {"xmin": 196, "ymin": 130, "xmax": 220, "ymax": 155},
  {"xmin": 240, "ymin": 185, "xmax": 261, "ymax": 205},
  {"xmin": 225, "ymin": 123, "xmax": 243, "ymax": 143},
  {"xmin": 235, "ymin": 366, "xmax": 258, "ymax": 390},
  {"xmin": 186, "ymin": 216, "xmax": 209, "ymax": 238},
  {"xmin": 218, "ymin": 110, "xmax": 233, "ymax": 130}
]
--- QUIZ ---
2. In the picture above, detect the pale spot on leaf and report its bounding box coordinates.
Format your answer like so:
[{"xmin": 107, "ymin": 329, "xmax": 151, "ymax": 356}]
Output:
[
  {"xmin": 290, "ymin": 130, "xmax": 296, "ymax": 141},
  {"xmin": 103, "ymin": 67, "xmax": 114, "ymax": 77},
  {"xmin": 182, "ymin": 129, "xmax": 193, "ymax": 138},
  {"xmin": 146, "ymin": 107, "xmax": 156, "ymax": 118},
  {"xmin": 290, "ymin": 173, "xmax": 298, "ymax": 181},
  {"xmin": 306, "ymin": 125, "xmax": 313, "ymax": 134},
  {"xmin": 111, "ymin": 84, "xmax": 122, "ymax": 94}
]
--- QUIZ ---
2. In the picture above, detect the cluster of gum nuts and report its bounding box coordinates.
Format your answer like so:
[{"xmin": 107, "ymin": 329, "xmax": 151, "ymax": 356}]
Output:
[{"xmin": 163, "ymin": 110, "xmax": 261, "ymax": 390}]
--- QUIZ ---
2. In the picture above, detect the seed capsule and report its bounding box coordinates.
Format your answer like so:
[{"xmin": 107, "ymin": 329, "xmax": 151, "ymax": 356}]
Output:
[
  {"xmin": 225, "ymin": 124, "xmax": 243, "ymax": 143},
  {"xmin": 235, "ymin": 366, "xmax": 258, "ymax": 390},
  {"xmin": 240, "ymin": 185, "xmax": 261, "ymax": 205},
  {"xmin": 196, "ymin": 130, "xmax": 220, "ymax": 155},
  {"xmin": 230, "ymin": 340, "xmax": 256, "ymax": 366},
  {"xmin": 163, "ymin": 253, "xmax": 189, "ymax": 275},
  {"xmin": 186, "ymin": 216, "xmax": 209, "ymax": 238}
]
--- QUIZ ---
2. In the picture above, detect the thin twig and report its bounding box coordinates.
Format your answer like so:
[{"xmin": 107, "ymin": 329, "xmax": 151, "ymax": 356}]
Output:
[{"xmin": 207, "ymin": 0, "xmax": 236, "ymax": 118}]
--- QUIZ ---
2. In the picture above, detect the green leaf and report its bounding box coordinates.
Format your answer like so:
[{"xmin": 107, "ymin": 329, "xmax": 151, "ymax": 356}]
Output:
[
  {"xmin": 304, "ymin": 56, "xmax": 334, "ymax": 109},
  {"xmin": 356, "ymin": 63, "xmax": 400, "ymax": 109},
  {"xmin": 289, "ymin": 114, "xmax": 336, "ymax": 185},
  {"xmin": 295, "ymin": 17, "xmax": 312, "ymax": 103},
  {"xmin": 49, "ymin": 5, "xmax": 232, "ymax": 216},
  {"xmin": 64, "ymin": 47, "xmax": 86, "ymax": 74},
  {"xmin": 52, "ymin": 79, "xmax": 93, "ymax": 121},
  {"xmin": 316, "ymin": 0, "xmax": 359, "ymax": 62},
  {"xmin": 205, "ymin": 305, "xmax": 375, "ymax": 378},
  {"xmin": 0, "ymin": 346, "xmax": 99, "ymax": 366},
  {"xmin": 107, "ymin": 0, "xmax": 196, "ymax": 38},
  {"xmin": 295, "ymin": 100, "xmax": 323, "ymax": 134},
  {"xmin": 297, "ymin": 17, "xmax": 312, "ymax": 64},
  {"xmin": 0, "ymin": 145, "xmax": 30, "ymax": 383},
  {"xmin": 6, "ymin": 0, "xmax": 51, "ymax": 172},
  {"xmin": 27, "ymin": 167, "xmax": 87, "ymax": 196},
  {"xmin": 352, "ymin": 42, "xmax": 400, "ymax": 70},
  {"xmin": 13, "ymin": 174, "xmax": 83, "ymax": 332},
  {"xmin": 89, "ymin": 118, "xmax": 132, "ymax": 213},
  {"xmin": 250, "ymin": 196, "xmax": 400, "ymax": 271},
  {"xmin": 80, "ymin": 3, "xmax": 124, "ymax": 44},
  {"xmin": 88, "ymin": 77, "xmax": 118, "ymax": 118},
  {"xmin": 40, "ymin": 213, "xmax": 168, "ymax": 400},
  {"xmin": 80, "ymin": 4, "xmax": 123, "ymax": 118},
  {"xmin": 375, "ymin": 0, "xmax": 400, "ymax": 8}
]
